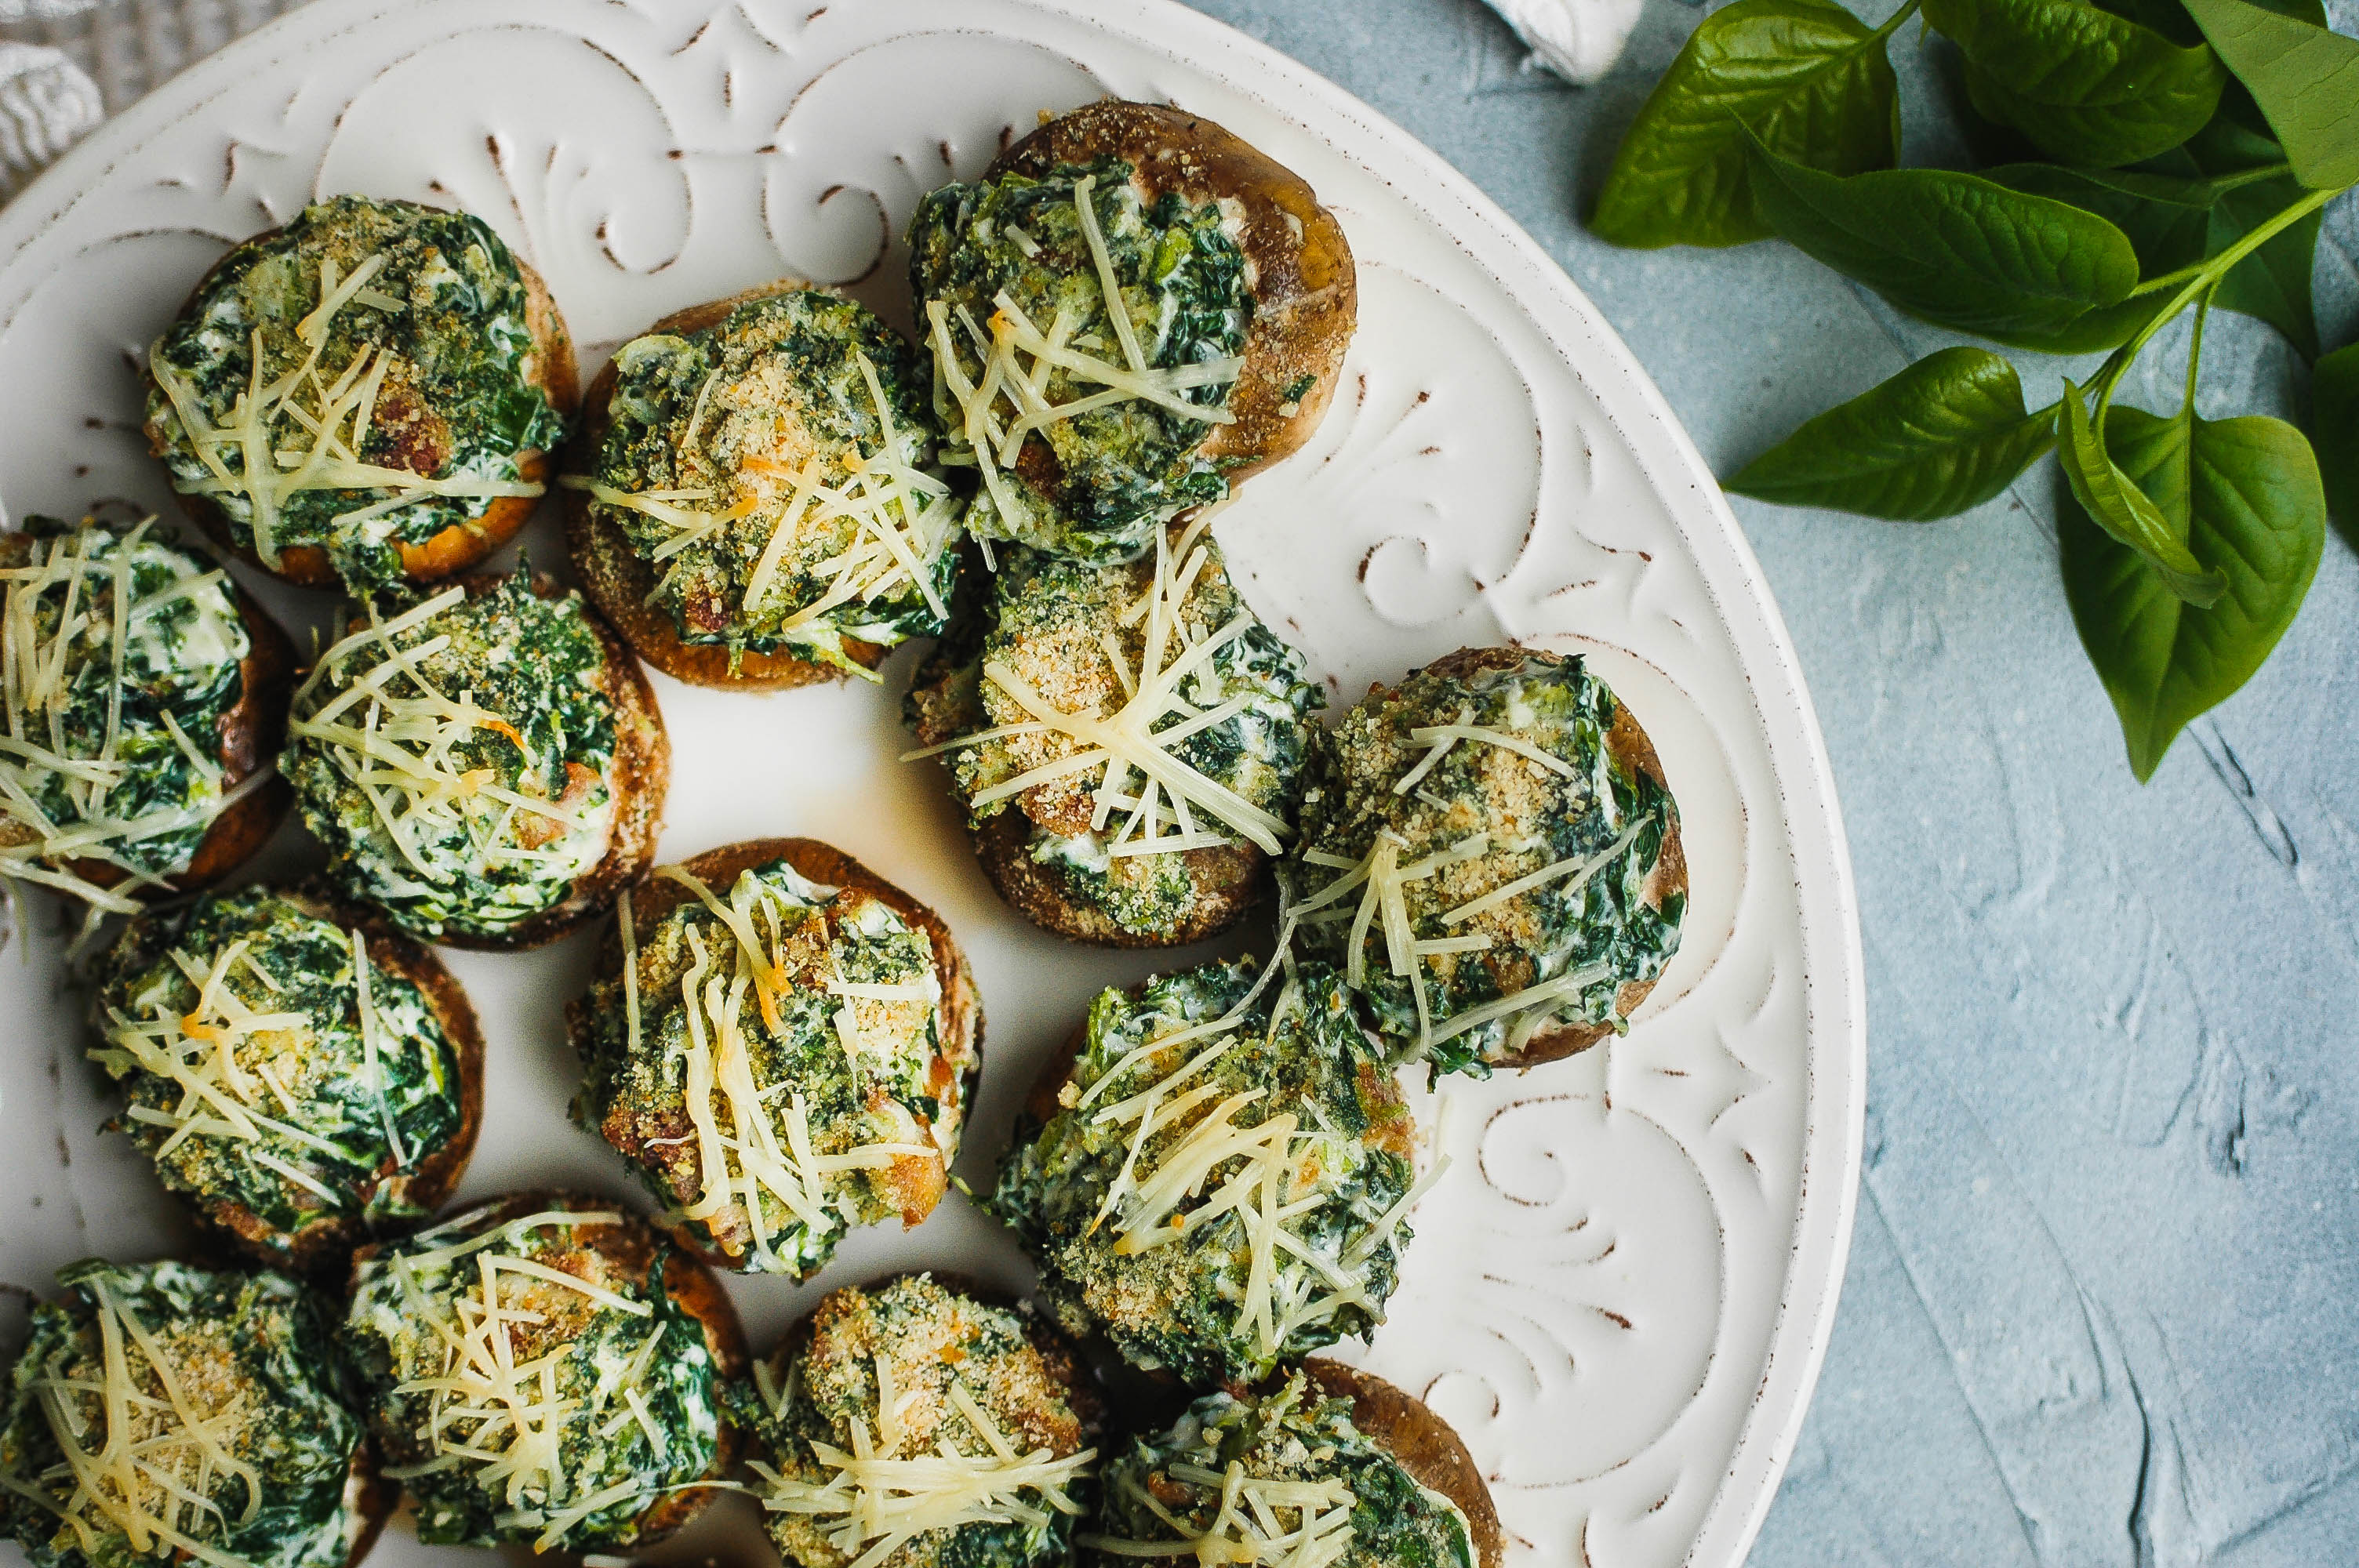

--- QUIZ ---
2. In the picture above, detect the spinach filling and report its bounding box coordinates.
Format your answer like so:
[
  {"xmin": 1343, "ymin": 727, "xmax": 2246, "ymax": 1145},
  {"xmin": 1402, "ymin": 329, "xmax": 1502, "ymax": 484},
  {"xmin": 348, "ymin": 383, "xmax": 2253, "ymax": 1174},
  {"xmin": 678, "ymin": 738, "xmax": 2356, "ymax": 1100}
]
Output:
[
  {"xmin": 146, "ymin": 195, "xmax": 568, "ymax": 592},
  {"xmin": 0, "ymin": 517, "xmax": 251, "ymax": 910},
  {"xmin": 1082, "ymin": 1371, "xmax": 1472, "ymax": 1568},
  {"xmin": 904, "ymin": 523, "xmax": 1322, "ymax": 941},
  {"xmin": 0, "ymin": 1260, "xmax": 368, "ymax": 1568},
  {"xmin": 990, "ymin": 960, "xmax": 1417, "ymax": 1387},
  {"xmin": 89, "ymin": 886, "xmax": 464, "ymax": 1247},
  {"xmin": 576, "ymin": 289, "xmax": 961, "ymax": 674},
  {"xmin": 909, "ymin": 156, "xmax": 1252, "ymax": 564},
  {"xmin": 1288, "ymin": 653, "xmax": 1684, "ymax": 1079},
  {"xmin": 572, "ymin": 858, "xmax": 967, "ymax": 1278},
  {"xmin": 343, "ymin": 1204, "xmax": 723, "ymax": 1551},
  {"xmin": 285, "ymin": 570, "xmax": 619, "ymax": 941},
  {"xmin": 748, "ymin": 1274, "xmax": 1096, "ymax": 1568}
]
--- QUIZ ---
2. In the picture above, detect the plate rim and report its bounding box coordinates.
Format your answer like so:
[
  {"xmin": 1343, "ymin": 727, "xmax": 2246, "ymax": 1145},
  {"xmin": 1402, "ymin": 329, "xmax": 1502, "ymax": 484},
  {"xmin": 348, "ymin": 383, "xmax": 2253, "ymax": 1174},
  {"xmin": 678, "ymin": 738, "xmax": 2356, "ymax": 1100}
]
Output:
[{"xmin": 0, "ymin": 2, "xmax": 1868, "ymax": 1564}]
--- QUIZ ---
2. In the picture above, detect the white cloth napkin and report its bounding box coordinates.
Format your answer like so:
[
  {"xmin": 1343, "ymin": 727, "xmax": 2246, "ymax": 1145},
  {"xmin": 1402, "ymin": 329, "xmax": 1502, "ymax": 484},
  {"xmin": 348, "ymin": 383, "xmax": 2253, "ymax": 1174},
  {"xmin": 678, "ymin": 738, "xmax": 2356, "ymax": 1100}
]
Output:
[
  {"xmin": 0, "ymin": 0, "xmax": 302, "ymax": 196},
  {"xmin": 1476, "ymin": 0, "xmax": 1645, "ymax": 84}
]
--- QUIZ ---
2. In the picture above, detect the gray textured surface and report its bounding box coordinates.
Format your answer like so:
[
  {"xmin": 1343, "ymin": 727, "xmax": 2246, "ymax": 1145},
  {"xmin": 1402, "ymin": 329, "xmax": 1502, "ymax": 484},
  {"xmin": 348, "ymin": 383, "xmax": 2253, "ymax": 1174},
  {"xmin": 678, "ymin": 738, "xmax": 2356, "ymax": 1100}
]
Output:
[
  {"xmin": 6, "ymin": 0, "xmax": 2351, "ymax": 1561},
  {"xmin": 1180, "ymin": 1, "xmax": 2359, "ymax": 1563}
]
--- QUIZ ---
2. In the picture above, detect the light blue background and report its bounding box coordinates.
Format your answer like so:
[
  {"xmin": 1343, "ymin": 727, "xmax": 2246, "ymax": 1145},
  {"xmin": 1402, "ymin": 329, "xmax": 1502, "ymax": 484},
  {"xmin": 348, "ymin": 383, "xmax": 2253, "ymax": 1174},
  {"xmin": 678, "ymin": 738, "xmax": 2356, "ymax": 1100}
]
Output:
[{"xmin": 1177, "ymin": 1, "xmax": 2359, "ymax": 1562}]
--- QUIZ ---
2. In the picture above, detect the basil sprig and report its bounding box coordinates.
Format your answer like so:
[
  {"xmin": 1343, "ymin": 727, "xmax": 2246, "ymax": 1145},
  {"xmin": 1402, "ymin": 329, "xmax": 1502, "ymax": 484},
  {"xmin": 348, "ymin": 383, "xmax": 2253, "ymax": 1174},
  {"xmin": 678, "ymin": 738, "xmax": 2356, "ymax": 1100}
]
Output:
[{"xmin": 1592, "ymin": 0, "xmax": 2356, "ymax": 779}]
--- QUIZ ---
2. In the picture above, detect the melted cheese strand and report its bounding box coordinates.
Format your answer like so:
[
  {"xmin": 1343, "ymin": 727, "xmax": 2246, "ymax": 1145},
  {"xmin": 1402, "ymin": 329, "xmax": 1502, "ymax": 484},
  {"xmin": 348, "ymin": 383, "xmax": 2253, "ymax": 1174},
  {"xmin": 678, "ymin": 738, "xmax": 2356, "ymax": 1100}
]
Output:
[
  {"xmin": 1424, "ymin": 961, "xmax": 1615, "ymax": 1051},
  {"xmin": 348, "ymin": 927, "xmax": 409, "ymax": 1171},
  {"xmin": 149, "ymin": 256, "xmax": 541, "ymax": 569},
  {"xmin": 1406, "ymin": 722, "xmax": 1579, "ymax": 780},
  {"xmin": 1070, "ymin": 176, "xmax": 1150, "ymax": 376}
]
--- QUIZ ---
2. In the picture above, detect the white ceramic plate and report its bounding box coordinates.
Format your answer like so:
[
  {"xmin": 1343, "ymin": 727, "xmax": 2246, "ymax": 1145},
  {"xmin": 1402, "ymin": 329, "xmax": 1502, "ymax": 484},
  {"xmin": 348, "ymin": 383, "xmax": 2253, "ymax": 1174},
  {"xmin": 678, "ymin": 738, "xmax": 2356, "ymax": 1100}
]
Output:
[{"xmin": 0, "ymin": 3, "xmax": 1864, "ymax": 1566}]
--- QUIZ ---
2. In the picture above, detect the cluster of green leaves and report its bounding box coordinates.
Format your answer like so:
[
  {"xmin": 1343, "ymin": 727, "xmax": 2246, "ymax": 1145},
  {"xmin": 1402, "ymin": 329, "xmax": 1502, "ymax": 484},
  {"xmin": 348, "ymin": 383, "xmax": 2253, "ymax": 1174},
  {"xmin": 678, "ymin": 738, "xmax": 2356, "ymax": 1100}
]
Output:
[{"xmin": 1593, "ymin": 0, "xmax": 2357, "ymax": 779}]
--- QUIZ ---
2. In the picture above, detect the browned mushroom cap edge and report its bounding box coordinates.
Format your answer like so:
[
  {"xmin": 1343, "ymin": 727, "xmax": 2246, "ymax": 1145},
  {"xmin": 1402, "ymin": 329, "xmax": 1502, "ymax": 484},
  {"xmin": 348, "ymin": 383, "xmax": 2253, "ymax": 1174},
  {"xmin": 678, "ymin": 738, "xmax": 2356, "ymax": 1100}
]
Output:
[{"xmin": 1299, "ymin": 1359, "xmax": 1501, "ymax": 1568}]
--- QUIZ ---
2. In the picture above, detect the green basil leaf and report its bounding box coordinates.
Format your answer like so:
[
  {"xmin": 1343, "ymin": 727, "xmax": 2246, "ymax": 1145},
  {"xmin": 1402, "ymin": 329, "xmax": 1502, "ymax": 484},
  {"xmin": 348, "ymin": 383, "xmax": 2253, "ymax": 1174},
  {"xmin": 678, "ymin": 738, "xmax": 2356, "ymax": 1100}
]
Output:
[
  {"xmin": 2171, "ymin": 121, "xmax": 2321, "ymax": 354},
  {"xmin": 2056, "ymin": 379, "xmax": 2230, "ymax": 602},
  {"xmin": 2241, "ymin": 0, "xmax": 2326, "ymax": 24},
  {"xmin": 2180, "ymin": 0, "xmax": 2359, "ymax": 189},
  {"xmin": 2061, "ymin": 405, "xmax": 2324, "ymax": 778},
  {"xmin": 1983, "ymin": 163, "xmax": 2214, "ymax": 272},
  {"xmin": 2212, "ymin": 183, "xmax": 2321, "ymax": 358},
  {"xmin": 2315, "ymin": 343, "xmax": 2359, "ymax": 538},
  {"xmin": 2096, "ymin": 0, "xmax": 2206, "ymax": 47},
  {"xmin": 2017, "ymin": 290, "xmax": 2182, "ymax": 352},
  {"xmin": 1742, "ymin": 132, "xmax": 2143, "ymax": 342},
  {"xmin": 1591, "ymin": 0, "xmax": 1902, "ymax": 249},
  {"xmin": 1927, "ymin": 0, "xmax": 2226, "ymax": 167},
  {"xmin": 1725, "ymin": 348, "xmax": 2059, "ymax": 517}
]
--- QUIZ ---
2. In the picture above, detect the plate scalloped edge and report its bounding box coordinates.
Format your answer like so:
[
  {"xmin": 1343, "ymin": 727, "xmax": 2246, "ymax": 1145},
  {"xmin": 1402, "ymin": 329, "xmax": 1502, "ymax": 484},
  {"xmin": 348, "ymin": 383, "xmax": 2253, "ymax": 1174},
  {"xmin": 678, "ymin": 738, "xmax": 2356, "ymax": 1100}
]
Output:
[{"xmin": 0, "ymin": 3, "xmax": 1865, "ymax": 1566}]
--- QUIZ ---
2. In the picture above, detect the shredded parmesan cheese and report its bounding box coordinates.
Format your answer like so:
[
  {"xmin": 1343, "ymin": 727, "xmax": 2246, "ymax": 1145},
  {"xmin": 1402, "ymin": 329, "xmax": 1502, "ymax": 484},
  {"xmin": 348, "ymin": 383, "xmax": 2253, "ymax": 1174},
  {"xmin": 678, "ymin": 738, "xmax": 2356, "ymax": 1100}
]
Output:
[
  {"xmin": 1083, "ymin": 1461, "xmax": 1358, "ymax": 1568},
  {"xmin": 147, "ymin": 252, "xmax": 543, "ymax": 569},
  {"xmin": 0, "ymin": 523, "xmax": 264, "ymax": 923},
  {"xmin": 94, "ymin": 940, "xmax": 324, "ymax": 1160},
  {"xmin": 380, "ymin": 1212, "xmax": 675, "ymax": 1548},
  {"xmin": 903, "ymin": 508, "xmax": 1289, "ymax": 859},
  {"xmin": 562, "ymin": 349, "xmax": 960, "ymax": 640},
  {"xmin": 288, "ymin": 586, "xmax": 594, "ymax": 888},
  {"xmin": 926, "ymin": 174, "xmax": 1243, "ymax": 535},
  {"xmin": 1079, "ymin": 997, "xmax": 1393, "ymax": 1362},
  {"xmin": 754, "ymin": 1367, "xmax": 1093, "ymax": 1568},
  {"xmin": 5, "ymin": 1276, "xmax": 267, "ymax": 1568},
  {"xmin": 650, "ymin": 866, "xmax": 938, "ymax": 1270}
]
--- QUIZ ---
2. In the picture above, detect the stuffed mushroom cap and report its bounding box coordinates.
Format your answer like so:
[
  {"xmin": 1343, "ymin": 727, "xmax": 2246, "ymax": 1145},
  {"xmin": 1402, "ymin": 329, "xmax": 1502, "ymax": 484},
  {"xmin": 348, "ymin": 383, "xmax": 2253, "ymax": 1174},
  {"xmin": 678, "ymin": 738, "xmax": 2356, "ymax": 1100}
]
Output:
[
  {"xmin": 285, "ymin": 569, "xmax": 667, "ymax": 949},
  {"xmin": 340, "ymin": 1192, "xmax": 747, "ymax": 1553},
  {"xmin": 905, "ymin": 515, "xmax": 1322, "ymax": 946},
  {"xmin": 0, "ymin": 515, "xmax": 292, "ymax": 925},
  {"xmin": 144, "ymin": 194, "xmax": 576, "ymax": 593},
  {"xmin": 748, "ymin": 1272, "xmax": 1100, "ymax": 1568},
  {"xmin": 0, "ymin": 1258, "xmax": 389, "ymax": 1568},
  {"xmin": 992, "ymin": 957, "xmax": 1421, "ymax": 1387},
  {"xmin": 565, "ymin": 281, "xmax": 964, "ymax": 688},
  {"xmin": 569, "ymin": 839, "xmax": 983, "ymax": 1277},
  {"xmin": 1288, "ymin": 646, "xmax": 1685, "ymax": 1076},
  {"xmin": 909, "ymin": 101, "xmax": 1354, "ymax": 564},
  {"xmin": 88, "ymin": 884, "xmax": 483, "ymax": 1270},
  {"xmin": 1080, "ymin": 1361, "xmax": 1495, "ymax": 1568}
]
